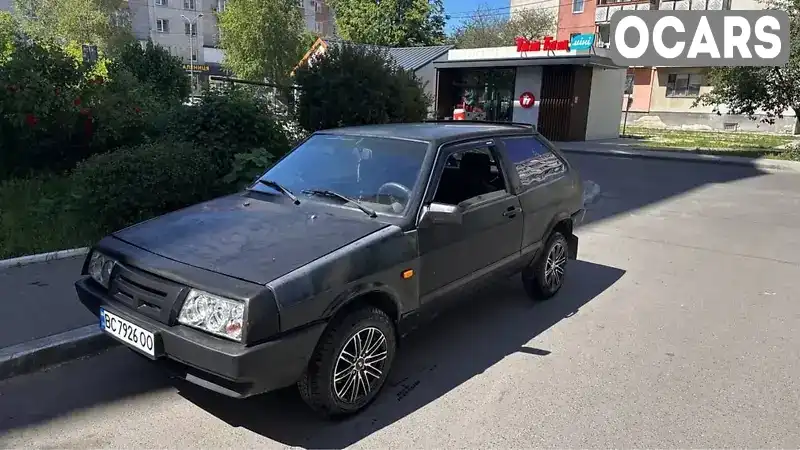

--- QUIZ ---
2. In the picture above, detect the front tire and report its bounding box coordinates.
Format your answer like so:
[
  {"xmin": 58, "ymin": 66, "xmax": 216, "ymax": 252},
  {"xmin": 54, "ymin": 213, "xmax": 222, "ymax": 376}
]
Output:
[
  {"xmin": 522, "ymin": 231, "xmax": 569, "ymax": 301},
  {"xmin": 298, "ymin": 307, "xmax": 396, "ymax": 418}
]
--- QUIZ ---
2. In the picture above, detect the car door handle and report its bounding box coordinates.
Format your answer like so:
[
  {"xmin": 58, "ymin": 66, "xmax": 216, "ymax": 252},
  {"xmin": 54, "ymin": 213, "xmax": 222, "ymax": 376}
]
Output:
[{"xmin": 502, "ymin": 206, "xmax": 522, "ymax": 218}]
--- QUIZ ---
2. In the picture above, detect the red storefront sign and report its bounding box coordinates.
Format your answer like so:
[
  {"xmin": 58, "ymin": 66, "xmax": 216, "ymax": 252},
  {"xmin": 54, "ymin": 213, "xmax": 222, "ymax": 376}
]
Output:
[{"xmin": 515, "ymin": 36, "xmax": 570, "ymax": 52}]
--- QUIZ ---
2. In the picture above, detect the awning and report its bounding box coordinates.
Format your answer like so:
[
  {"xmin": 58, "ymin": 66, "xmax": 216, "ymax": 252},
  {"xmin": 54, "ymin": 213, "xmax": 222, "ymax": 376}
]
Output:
[{"xmin": 434, "ymin": 54, "xmax": 624, "ymax": 70}]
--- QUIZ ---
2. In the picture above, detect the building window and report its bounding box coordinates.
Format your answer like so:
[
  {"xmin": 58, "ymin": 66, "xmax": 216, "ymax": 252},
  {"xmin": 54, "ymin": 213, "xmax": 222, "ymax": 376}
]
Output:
[
  {"xmin": 192, "ymin": 50, "xmax": 198, "ymax": 61},
  {"xmin": 155, "ymin": 0, "xmax": 166, "ymax": 5},
  {"xmin": 184, "ymin": 0, "xmax": 195, "ymax": 9},
  {"xmin": 624, "ymin": 73, "xmax": 634, "ymax": 95},
  {"xmin": 666, "ymin": 73, "xmax": 703, "ymax": 97},
  {"xmin": 572, "ymin": 0, "xmax": 584, "ymax": 13},
  {"xmin": 156, "ymin": 19, "xmax": 169, "ymax": 33},
  {"xmin": 185, "ymin": 22, "xmax": 197, "ymax": 36}
]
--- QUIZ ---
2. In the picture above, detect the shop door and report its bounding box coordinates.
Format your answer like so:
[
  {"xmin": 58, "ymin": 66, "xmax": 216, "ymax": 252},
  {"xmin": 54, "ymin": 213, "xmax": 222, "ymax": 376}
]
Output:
[{"xmin": 536, "ymin": 66, "xmax": 592, "ymax": 141}]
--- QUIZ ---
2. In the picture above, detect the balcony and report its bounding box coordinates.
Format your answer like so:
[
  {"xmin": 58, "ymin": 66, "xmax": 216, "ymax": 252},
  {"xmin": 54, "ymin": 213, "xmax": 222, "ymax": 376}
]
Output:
[
  {"xmin": 595, "ymin": 0, "xmax": 656, "ymax": 24},
  {"xmin": 596, "ymin": 0, "xmax": 730, "ymax": 22}
]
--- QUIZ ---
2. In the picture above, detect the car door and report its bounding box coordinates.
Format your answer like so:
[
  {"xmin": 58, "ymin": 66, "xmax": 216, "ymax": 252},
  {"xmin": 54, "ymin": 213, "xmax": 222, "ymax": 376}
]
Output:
[
  {"xmin": 416, "ymin": 140, "xmax": 524, "ymax": 302},
  {"xmin": 499, "ymin": 134, "xmax": 572, "ymax": 252}
]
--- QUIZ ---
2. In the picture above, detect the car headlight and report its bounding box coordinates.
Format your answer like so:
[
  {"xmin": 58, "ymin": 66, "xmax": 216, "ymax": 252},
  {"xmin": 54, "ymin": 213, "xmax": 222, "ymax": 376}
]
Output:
[
  {"xmin": 178, "ymin": 289, "xmax": 245, "ymax": 342},
  {"xmin": 88, "ymin": 252, "xmax": 116, "ymax": 288}
]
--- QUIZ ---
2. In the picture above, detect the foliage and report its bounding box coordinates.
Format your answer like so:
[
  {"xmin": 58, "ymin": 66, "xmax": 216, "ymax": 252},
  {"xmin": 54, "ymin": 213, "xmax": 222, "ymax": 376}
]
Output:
[
  {"xmin": 0, "ymin": 35, "xmax": 186, "ymax": 178},
  {"xmin": 0, "ymin": 12, "xmax": 15, "ymax": 62},
  {"xmin": 294, "ymin": 43, "xmax": 430, "ymax": 131},
  {"xmin": 217, "ymin": 0, "xmax": 307, "ymax": 85},
  {"xmin": 694, "ymin": 0, "xmax": 800, "ymax": 133},
  {"xmin": 107, "ymin": 39, "xmax": 190, "ymax": 104},
  {"xmin": 12, "ymin": 0, "xmax": 132, "ymax": 52},
  {"xmin": 0, "ymin": 174, "xmax": 97, "ymax": 259},
  {"xmin": 222, "ymin": 147, "xmax": 278, "ymax": 188},
  {"xmin": 449, "ymin": 6, "xmax": 555, "ymax": 49},
  {"xmin": 0, "ymin": 36, "xmax": 91, "ymax": 178},
  {"xmin": 157, "ymin": 86, "xmax": 292, "ymax": 172},
  {"xmin": 330, "ymin": 0, "xmax": 446, "ymax": 47},
  {"xmin": 70, "ymin": 139, "xmax": 227, "ymax": 233}
]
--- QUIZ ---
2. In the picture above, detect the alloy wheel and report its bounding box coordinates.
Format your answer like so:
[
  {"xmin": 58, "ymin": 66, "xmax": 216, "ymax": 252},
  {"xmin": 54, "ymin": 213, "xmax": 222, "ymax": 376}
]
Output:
[
  {"xmin": 332, "ymin": 327, "xmax": 389, "ymax": 404},
  {"xmin": 544, "ymin": 241, "xmax": 567, "ymax": 290}
]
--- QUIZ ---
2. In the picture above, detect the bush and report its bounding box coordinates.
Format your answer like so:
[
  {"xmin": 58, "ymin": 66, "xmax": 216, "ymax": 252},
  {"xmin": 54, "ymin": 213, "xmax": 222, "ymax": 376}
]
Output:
[
  {"xmin": 70, "ymin": 139, "xmax": 228, "ymax": 234},
  {"xmin": 294, "ymin": 43, "xmax": 431, "ymax": 131},
  {"xmin": 0, "ymin": 35, "xmax": 189, "ymax": 180},
  {"xmin": 157, "ymin": 86, "xmax": 292, "ymax": 172},
  {"xmin": 0, "ymin": 174, "xmax": 95, "ymax": 259}
]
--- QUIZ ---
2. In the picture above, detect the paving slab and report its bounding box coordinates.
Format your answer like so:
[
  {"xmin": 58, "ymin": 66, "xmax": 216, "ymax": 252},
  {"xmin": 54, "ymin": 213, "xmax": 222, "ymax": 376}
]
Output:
[{"xmin": 0, "ymin": 256, "xmax": 95, "ymax": 348}]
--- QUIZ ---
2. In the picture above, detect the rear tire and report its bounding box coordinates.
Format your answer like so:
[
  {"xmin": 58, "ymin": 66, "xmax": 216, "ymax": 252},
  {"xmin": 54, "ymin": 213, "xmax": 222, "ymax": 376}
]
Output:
[
  {"xmin": 522, "ymin": 231, "xmax": 569, "ymax": 301},
  {"xmin": 298, "ymin": 306, "xmax": 396, "ymax": 419}
]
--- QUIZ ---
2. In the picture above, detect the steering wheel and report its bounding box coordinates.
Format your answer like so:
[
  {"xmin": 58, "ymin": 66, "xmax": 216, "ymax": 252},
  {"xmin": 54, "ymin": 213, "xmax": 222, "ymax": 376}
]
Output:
[{"xmin": 377, "ymin": 182, "xmax": 412, "ymax": 207}]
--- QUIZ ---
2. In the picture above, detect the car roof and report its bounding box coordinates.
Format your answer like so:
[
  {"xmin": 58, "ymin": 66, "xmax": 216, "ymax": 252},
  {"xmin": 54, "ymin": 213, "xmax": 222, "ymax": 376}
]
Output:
[{"xmin": 318, "ymin": 122, "xmax": 536, "ymax": 144}]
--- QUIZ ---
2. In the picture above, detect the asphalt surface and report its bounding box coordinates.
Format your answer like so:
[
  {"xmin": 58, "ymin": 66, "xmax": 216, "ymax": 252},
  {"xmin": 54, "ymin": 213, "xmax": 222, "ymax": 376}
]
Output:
[
  {"xmin": 0, "ymin": 256, "xmax": 94, "ymax": 348},
  {"xmin": 3, "ymin": 153, "xmax": 800, "ymax": 448}
]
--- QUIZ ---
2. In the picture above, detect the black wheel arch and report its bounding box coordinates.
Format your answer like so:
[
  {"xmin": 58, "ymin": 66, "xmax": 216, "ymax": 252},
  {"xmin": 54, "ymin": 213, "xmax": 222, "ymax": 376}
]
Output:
[{"xmin": 323, "ymin": 285, "xmax": 403, "ymax": 343}]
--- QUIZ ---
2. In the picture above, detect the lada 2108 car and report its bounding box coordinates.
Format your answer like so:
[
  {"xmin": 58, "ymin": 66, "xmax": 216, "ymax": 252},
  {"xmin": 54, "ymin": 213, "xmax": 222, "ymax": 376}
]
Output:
[{"xmin": 75, "ymin": 121, "xmax": 586, "ymax": 418}]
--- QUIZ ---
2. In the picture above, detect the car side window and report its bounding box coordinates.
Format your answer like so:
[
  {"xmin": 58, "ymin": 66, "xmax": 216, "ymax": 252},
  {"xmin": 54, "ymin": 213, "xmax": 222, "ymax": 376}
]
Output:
[
  {"xmin": 501, "ymin": 136, "xmax": 566, "ymax": 188},
  {"xmin": 432, "ymin": 147, "xmax": 507, "ymax": 206}
]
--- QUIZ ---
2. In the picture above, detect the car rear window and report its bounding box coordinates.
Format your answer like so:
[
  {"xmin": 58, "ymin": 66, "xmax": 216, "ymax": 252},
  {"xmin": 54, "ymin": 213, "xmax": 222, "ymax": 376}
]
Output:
[{"xmin": 501, "ymin": 136, "xmax": 566, "ymax": 187}]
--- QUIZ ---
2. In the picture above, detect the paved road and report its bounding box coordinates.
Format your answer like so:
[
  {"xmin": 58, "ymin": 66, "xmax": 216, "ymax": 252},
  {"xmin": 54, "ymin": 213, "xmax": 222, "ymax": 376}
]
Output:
[
  {"xmin": 2, "ymin": 154, "xmax": 800, "ymax": 448},
  {"xmin": 0, "ymin": 256, "xmax": 94, "ymax": 348}
]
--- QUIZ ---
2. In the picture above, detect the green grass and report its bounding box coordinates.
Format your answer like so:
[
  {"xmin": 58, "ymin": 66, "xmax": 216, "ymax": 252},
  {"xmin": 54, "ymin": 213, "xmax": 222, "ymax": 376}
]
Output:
[
  {"xmin": 0, "ymin": 175, "xmax": 99, "ymax": 260},
  {"xmin": 619, "ymin": 126, "xmax": 800, "ymax": 161}
]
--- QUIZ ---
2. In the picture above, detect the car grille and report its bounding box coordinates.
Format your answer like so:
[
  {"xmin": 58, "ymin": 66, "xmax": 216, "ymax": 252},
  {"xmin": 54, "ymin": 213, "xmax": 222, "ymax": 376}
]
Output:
[{"xmin": 109, "ymin": 263, "xmax": 189, "ymax": 325}]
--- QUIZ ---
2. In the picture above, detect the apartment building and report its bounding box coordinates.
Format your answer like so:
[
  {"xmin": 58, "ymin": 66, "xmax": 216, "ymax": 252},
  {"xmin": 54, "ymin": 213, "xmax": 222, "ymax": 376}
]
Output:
[
  {"xmin": 127, "ymin": 0, "xmax": 335, "ymax": 87},
  {"xmin": 555, "ymin": 0, "xmax": 796, "ymax": 132}
]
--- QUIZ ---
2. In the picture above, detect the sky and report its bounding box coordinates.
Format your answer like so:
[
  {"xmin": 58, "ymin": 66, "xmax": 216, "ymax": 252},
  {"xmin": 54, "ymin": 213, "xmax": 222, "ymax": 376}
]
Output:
[{"xmin": 442, "ymin": 0, "xmax": 509, "ymax": 32}]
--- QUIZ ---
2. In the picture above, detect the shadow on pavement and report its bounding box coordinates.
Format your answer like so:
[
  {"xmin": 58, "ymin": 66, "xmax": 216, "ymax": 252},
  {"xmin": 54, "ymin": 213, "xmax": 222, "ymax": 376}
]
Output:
[
  {"xmin": 566, "ymin": 153, "xmax": 768, "ymax": 228},
  {"xmin": 177, "ymin": 259, "xmax": 625, "ymax": 448}
]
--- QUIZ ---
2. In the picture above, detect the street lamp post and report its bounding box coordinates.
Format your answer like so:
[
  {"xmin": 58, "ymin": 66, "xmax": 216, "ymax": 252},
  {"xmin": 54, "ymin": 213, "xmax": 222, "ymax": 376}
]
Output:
[{"xmin": 181, "ymin": 12, "xmax": 204, "ymax": 93}]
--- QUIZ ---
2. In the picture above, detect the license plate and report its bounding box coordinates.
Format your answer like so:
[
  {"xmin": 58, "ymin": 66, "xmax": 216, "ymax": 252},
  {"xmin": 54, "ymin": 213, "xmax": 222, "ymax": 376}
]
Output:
[{"xmin": 100, "ymin": 308, "xmax": 156, "ymax": 357}]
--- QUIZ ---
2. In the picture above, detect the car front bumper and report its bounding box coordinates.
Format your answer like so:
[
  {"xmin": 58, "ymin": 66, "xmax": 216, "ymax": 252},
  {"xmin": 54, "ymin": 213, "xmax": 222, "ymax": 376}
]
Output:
[{"xmin": 75, "ymin": 277, "xmax": 326, "ymax": 398}]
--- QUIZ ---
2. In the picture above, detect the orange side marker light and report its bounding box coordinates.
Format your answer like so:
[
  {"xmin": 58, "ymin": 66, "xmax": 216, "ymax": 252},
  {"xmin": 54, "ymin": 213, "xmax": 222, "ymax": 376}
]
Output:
[{"xmin": 402, "ymin": 269, "xmax": 414, "ymax": 279}]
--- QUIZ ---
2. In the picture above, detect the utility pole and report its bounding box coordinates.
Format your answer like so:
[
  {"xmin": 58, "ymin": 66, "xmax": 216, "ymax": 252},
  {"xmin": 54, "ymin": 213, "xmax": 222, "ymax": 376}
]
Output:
[{"xmin": 181, "ymin": 12, "xmax": 204, "ymax": 93}]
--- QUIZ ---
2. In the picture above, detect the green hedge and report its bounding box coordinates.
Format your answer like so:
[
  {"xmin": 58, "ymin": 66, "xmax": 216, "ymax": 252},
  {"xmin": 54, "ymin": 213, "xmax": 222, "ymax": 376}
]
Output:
[{"xmin": 70, "ymin": 139, "xmax": 230, "ymax": 234}]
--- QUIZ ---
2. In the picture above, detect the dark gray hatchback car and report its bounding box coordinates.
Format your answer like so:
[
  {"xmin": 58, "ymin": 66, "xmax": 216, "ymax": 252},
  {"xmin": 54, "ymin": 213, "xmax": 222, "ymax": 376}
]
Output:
[{"xmin": 75, "ymin": 121, "xmax": 585, "ymax": 418}]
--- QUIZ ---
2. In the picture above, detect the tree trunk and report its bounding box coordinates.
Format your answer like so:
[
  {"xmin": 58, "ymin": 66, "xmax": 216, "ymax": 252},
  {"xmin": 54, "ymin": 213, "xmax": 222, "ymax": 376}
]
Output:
[{"xmin": 794, "ymin": 107, "xmax": 800, "ymax": 135}]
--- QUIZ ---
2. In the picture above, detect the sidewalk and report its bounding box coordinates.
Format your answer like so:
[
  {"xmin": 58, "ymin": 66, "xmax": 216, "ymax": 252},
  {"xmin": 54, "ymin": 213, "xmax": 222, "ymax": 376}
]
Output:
[
  {"xmin": 0, "ymin": 256, "xmax": 96, "ymax": 349},
  {"xmin": 555, "ymin": 139, "xmax": 800, "ymax": 173}
]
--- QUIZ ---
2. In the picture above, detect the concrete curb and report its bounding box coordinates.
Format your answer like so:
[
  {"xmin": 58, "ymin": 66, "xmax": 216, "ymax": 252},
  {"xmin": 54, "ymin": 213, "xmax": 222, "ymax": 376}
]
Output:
[
  {"xmin": 0, "ymin": 324, "xmax": 118, "ymax": 380},
  {"xmin": 0, "ymin": 247, "xmax": 90, "ymax": 270},
  {"xmin": 560, "ymin": 146, "xmax": 800, "ymax": 173}
]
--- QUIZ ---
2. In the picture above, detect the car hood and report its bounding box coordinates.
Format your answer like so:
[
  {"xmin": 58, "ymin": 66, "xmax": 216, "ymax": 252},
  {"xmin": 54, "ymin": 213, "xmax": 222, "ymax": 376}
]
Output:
[{"xmin": 112, "ymin": 194, "xmax": 390, "ymax": 285}]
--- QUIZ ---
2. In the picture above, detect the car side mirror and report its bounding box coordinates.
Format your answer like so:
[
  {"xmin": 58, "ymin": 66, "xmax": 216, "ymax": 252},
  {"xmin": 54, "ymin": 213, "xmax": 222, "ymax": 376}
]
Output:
[{"xmin": 419, "ymin": 202, "xmax": 462, "ymax": 228}]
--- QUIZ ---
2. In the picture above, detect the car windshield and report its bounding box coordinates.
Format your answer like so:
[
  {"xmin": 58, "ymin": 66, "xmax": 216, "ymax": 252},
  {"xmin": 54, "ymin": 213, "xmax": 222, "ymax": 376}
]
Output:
[{"xmin": 254, "ymin": 133, "xmax": 429, "ymax": 216}]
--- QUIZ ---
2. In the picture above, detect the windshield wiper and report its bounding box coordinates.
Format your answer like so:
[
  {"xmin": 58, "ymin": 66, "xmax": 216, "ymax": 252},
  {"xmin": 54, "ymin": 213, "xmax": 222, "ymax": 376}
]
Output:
[
  {"xmin": 302, "ymin": 189, "xmax": 377, "ymax": 218},
  {"xmin": 254, "ymin": 179, "xmax": 300, "ymax": 205}
]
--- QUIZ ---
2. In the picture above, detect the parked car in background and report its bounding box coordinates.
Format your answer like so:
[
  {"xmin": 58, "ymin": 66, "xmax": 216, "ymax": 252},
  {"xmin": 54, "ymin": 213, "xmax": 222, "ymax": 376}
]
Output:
[{"xmin": 75, "ymin": 121, "xmax": 585, "ymax": 418}]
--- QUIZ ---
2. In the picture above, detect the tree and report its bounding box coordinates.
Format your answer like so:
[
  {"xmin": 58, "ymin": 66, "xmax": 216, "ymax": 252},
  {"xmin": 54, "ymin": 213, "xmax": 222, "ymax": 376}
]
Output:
[
  {"xmin": 694, "ymin": 0, "xmax": 800, "ymax": 134},
  {"xmin": 12, "ymin": 0, "xmax": 132, "ymax": 51},
  {"xmin": 217, "ymin": 0, "xmax": 307, "ymax": 85},
  {"xmin": 108, "ymin": 40, "xmax": 190, "ymax": 105},
  {"xmin": 330, "ymin": 0, "xmax": 447, "ymax": 47},
  {"xmin": 294, "ymin": 43, "xmax": 430, "ymax": 131},
  {"xmin": 449, "ymin": 6, "xmax": 555, "ymax": 49}
]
